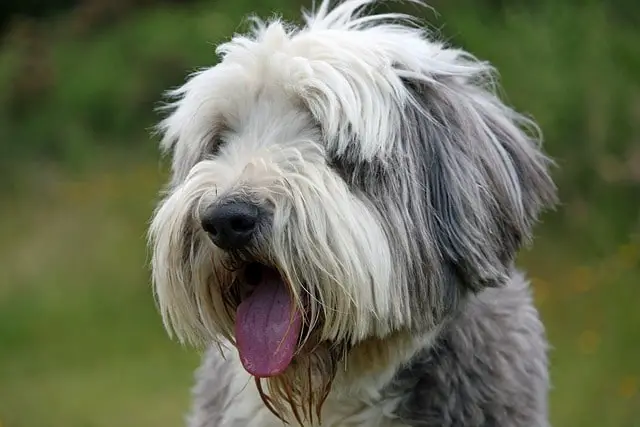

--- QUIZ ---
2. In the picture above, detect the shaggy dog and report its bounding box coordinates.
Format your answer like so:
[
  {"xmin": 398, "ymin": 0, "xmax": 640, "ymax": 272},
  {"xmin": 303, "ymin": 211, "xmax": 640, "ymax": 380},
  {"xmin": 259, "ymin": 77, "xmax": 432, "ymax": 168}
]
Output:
[{"xmin": 148, "ymin": 0, "xmax": 558, "ymax": 425}]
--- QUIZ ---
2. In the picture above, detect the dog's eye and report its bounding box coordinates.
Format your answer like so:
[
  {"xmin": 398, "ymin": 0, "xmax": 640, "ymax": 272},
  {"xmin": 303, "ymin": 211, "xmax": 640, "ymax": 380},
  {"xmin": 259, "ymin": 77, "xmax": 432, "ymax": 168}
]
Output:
[{"xmin": 209, "ymin": 136, "xmax": 226, "ymax": 156}]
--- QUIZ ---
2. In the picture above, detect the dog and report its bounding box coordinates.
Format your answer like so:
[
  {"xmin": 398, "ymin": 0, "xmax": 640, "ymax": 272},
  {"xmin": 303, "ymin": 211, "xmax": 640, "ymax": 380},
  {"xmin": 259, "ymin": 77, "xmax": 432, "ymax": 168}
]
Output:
[{"xmin": 148, "ymin": 0, "xmax": 558, "ymax": 425}]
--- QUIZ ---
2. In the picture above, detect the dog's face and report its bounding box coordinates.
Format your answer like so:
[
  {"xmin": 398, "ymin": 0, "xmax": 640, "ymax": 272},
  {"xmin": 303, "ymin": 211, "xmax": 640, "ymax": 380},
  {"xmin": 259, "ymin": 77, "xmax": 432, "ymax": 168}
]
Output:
[{"xmin": 149, "ymin": 0, "xmax": 556, "ymax": 421}]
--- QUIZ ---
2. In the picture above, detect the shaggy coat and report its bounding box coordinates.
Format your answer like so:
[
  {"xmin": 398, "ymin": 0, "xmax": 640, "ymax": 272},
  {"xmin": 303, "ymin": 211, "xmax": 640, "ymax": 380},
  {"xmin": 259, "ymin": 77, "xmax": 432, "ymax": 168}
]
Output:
[{"xmin": 148, "ymin": 1, "xmax": 557, "ymax": 425}]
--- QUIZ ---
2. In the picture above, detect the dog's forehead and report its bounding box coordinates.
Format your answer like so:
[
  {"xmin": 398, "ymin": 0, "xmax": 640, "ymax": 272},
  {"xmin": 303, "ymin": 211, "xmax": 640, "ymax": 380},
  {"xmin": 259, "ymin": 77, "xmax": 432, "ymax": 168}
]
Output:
[
  {"xmin": 200, "ymin": 28, "xmax": 399, "ymax": 116},
  {"xmin": 177, "ymin": 26, "xmax": 410, "ymax": 151},
  {"xmin": 158, "ymin": 5, "xmax": 485, "ymax": 174}
]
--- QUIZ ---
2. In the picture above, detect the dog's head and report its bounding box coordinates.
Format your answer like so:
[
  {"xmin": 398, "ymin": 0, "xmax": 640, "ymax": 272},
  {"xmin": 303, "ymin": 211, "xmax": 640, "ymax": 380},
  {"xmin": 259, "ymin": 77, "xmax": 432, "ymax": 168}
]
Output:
[{"xmin": 149, "ymin": 0, "xmax": 557, "ymax": 422}]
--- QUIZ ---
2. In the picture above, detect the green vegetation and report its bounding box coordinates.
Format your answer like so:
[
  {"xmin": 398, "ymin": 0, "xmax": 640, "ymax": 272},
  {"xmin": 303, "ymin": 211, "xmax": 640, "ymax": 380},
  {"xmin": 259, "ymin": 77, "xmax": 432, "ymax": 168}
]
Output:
[{"xmin": 0, "ymin": 0, "xmax": 638, "ymax": 426}]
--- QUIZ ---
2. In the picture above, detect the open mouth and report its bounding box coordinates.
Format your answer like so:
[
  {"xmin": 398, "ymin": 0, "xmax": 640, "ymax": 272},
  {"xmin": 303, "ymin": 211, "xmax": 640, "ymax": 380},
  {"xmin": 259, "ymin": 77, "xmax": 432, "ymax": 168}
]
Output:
[{"xmin": 234, "ymin": 262, "xmax": 303, "ymax": 378}]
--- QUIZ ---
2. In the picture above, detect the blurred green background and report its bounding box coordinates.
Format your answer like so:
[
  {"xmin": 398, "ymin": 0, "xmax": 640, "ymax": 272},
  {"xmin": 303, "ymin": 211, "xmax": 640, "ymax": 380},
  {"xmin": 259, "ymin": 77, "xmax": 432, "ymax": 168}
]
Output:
[{"xmin": 0, "ymin": 0, "xmax": 638, "ymax": 426}]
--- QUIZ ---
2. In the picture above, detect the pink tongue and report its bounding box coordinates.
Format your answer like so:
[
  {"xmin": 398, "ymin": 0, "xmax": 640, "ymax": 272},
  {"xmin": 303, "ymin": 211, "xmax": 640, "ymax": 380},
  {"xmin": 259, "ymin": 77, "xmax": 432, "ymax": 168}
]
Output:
[{"xmin": 235, "ymin": 270, "xmax": 302, "ymax": 378}]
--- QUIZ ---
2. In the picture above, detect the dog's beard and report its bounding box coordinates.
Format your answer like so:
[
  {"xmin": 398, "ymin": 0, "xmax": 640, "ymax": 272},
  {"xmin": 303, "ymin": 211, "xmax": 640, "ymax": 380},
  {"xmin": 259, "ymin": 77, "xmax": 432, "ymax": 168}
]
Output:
[
  {"xmin": 214, "ymin": 257, "xmax": 339, "ymax": 424},
  {"xmin": 209, "ymin": 257, "xmax": 350, "ymax": 425},
  {"xmin": 172, "ymin": 242, "xmax": 331, "ymax": 422},
  {"xmin": 256, "ymin": 340, "xmax": 346, "ymax": 425}
]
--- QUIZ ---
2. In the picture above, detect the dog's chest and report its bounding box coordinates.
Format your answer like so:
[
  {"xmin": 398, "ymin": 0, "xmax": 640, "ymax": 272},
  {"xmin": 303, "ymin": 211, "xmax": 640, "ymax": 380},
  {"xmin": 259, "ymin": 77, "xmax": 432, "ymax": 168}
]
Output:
[
  {"xmin": 220, "ymin": 367, "xmax": 408, "ymax": 427},
  {"xmin": 317, "ymin": 396, "xmax": 409, "ymax": 427},
  {"xmin": 226, "ymin": 396, "xmax": 408, "ymax": 427}
]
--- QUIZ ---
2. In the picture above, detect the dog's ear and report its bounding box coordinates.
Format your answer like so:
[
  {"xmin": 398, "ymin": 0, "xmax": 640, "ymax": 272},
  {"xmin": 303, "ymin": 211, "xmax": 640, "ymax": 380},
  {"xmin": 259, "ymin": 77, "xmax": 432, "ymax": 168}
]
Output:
[{"xmin": 402, "ymin": 76, "xmax": 557, "ymax": 292}]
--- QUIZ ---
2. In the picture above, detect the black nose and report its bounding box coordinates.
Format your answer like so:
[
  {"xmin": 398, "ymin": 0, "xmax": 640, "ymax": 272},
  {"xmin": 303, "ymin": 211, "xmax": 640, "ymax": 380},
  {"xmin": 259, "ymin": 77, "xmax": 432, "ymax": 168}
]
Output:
[{"xmin": 201, "ymin": 201, "xmax": 260, "ymax": 250}]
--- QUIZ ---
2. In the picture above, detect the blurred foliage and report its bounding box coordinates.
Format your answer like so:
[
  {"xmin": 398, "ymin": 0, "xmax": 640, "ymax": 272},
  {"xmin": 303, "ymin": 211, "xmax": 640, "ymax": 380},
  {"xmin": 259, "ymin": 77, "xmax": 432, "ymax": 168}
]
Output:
[
  {"xmin": 0, "ymin": 0, "xmax": 638, "ymax": 426},
  {"xmin": 0, "ymin": 0, "xmax": 199, "ymax": 33}
]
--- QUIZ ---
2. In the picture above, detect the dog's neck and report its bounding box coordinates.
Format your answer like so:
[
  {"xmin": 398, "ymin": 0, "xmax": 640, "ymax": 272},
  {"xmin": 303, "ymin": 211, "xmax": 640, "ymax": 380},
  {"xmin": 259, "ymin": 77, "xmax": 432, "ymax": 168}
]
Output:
[{"xmin": 330, "ymin": 328, "xmax": 441, "ymax": 403}]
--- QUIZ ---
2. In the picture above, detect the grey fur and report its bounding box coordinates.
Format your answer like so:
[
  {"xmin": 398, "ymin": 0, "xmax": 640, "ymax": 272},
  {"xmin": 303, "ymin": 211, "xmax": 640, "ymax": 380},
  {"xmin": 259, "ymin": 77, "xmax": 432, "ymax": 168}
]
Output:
[
  {"xmin": 329, "ymin": 69, "xmax": 557, "ymax": 334},
  {"xmin": 385, "ymin": 270, "xmax": 549, "ymax": 426},
  {"xmin": 187, "ymin": 347, "xmax": 236, "ymax": 427}
]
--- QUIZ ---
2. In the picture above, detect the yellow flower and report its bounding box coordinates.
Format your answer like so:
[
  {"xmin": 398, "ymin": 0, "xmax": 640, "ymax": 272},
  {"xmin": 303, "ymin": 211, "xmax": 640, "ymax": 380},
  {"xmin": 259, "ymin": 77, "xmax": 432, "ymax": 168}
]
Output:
[
  {"xmin": 618, "ymin": 376, "xmax": 638, "ymax": 399},
  {"xmin": 569, "ymin": 266, "xmax": 593, "ymax": 293}
]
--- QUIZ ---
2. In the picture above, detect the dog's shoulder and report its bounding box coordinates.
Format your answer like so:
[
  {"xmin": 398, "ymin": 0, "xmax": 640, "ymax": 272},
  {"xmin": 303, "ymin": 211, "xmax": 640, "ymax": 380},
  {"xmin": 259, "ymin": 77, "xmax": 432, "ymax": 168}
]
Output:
[{"xmin": 384, "ymin": 271, "xmax": 550, "ymax": 427}]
